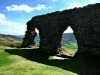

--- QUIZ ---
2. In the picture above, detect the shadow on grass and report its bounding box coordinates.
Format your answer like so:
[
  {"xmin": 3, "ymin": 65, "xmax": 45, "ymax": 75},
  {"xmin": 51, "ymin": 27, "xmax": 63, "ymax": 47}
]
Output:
[{"xmin": 5, "ymin": 48, "xmax": 100, "ymax": 75}]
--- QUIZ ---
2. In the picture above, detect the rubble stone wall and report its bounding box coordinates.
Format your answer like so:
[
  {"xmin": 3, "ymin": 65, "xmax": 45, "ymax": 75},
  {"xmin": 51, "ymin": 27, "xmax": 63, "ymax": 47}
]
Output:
[{"xmin": 21, "ymin": 3, "xmax": 100, "ymax": 56}]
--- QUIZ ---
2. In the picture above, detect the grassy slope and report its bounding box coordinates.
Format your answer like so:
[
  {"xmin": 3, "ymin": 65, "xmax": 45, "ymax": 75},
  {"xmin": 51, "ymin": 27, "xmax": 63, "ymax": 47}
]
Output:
[
  {"xmin": 0, "ymin": 41, "xmax": 22, "ymax": 48},
  {"xmin": 0, "ymin": 48, "xmax": 77, "ymax": 75},
  {"xmin": 0, "ymin": 47, "xmax": 100, "ymax": 75},
  {"xmin": 62, "ymin": 43, "xmax": 78, "ymax": 52}
]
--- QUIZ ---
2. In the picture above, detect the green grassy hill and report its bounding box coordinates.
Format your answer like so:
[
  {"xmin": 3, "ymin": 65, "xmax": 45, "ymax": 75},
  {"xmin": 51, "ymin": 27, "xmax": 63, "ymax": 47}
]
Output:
[
  {"xmin": 0, "ymin": 33, "xmax": 22, "ymax": 42},
  {"xmin": 0, "ymin": 34, "xmax": 22, "ymax": 48},
  {"xmin": 0, "ymin": 48, "xmax": 77, "ymax": 75},
  {"xmin": 15, "ymin": 33, "xmax": 77, "ymax": 44},
  {"xmin": 0, "ymin": 47, "xmax": 100, "ymax": 75}
]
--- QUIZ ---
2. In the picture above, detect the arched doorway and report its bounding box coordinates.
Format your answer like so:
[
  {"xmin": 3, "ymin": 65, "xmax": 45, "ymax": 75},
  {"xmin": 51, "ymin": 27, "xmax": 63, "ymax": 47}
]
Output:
[
  {"xmin": 61, "ymin": 26, "xmax": 78, "ymax": 55},
  {"xmin": 34, "ymin": 28, "xmax": 40, "ymax": 47}
]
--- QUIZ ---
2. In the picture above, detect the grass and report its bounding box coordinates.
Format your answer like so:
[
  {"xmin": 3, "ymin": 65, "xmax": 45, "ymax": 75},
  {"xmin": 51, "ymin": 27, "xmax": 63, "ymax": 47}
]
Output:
[
  {"xmin": 0, "ymin": 48, "xmax": 77, "ymax": 75},
  {"xmin": 0, "ymin": 41, "xmax": 21, "ymax": 48},
  {"xmin": 62, "ymin": 46, "xmax": 75, "ymax": 54},
  {"xmin": 63, "ymin": 43, "xmax": 78, "ymax": 52},
  {"xmin": 0, "ymin": 47, "xmax": 100, "ymax": 75}
]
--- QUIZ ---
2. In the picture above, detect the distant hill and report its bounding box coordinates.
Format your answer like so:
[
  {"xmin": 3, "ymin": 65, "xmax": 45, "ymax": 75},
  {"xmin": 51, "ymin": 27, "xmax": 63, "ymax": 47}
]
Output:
[
  {"xmin": 0, "ymin": 33, "xmax": 22, "ymax": 42},
  {"xmin": 61, "ymin": 33, "xmax": 77, "ymax": 44},
  {"xmin": 15, "ymin": 35, "xmax": 25, "ymax": 38},
  {"xmin": 15, "ymin": 33, "xmax": 77, "ymax": 44},
  {"xmin": 15, "ymin": 35, "xmax": 40, "ymax": 42},
  {"xmin": 34, "ymin": 33, "xmax": 77, "ymax": 44}
]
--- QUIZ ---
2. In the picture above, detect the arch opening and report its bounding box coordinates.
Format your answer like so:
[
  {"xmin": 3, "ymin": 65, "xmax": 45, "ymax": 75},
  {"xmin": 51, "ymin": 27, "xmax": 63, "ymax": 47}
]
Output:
[
  {"xmin": 61, "ymin": 26, "xmax": 78, "ymax": 55},
  {"xmin": 34, "ymin": 28, "xmax": 40, "ymax": 47}
]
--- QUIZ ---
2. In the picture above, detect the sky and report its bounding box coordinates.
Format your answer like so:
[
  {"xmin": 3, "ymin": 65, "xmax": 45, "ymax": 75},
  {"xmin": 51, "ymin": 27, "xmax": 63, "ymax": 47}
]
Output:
[{"xmin": 0, "ymin": 0, "xmax": 100, "ymax": 35}]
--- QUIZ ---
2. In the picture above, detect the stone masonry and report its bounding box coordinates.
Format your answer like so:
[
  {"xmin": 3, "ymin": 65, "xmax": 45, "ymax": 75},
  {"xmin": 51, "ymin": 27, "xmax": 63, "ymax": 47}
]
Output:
[{"xmin": 21, "ymin": 3, "xmax": 100, "ymax": 56}]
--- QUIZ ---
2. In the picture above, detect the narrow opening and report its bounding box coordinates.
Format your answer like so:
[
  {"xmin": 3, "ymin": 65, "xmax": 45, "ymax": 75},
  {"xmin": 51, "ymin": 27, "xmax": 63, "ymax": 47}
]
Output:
[
  {"xmin": 61, "ymin": 26, "xmax": 78, "ymax": 55},
  {"xmin": 35, "ymin": 28, "xmax": 40, "ymax": 47}
]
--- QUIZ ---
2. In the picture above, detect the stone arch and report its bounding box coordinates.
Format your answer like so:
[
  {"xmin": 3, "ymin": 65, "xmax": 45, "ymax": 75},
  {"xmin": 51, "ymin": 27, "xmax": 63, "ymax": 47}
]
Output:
[
  {"xmin": 21, "ymin": 3, "xmax": 100, "ymax": 57},
  {"xmin": 61, "ymin": 26, "xmax": 78, "ymax": 53},
  {"xmin": 35, "ymin": 28, "xmax": 40, "ymax": 46}
]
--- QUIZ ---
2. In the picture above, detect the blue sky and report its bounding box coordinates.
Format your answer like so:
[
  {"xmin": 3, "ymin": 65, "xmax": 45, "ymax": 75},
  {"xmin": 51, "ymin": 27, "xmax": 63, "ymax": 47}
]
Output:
[{"xmin": 0, "ymin": 0, "xmax": 100, "ymax": 35}]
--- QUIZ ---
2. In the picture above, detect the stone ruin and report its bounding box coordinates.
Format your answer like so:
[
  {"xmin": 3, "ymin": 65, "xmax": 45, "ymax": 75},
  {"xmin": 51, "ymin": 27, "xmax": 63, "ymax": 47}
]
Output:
[{"xmin": 21, "ymin": 3, "xmax": 100, "ymax": 57}]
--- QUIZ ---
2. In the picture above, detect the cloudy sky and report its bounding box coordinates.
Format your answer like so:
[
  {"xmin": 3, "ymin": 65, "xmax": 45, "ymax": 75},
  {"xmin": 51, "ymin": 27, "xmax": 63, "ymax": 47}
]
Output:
[{"xmin": 0, "ymin": 0, "xmax": 100, "ymax": 35}]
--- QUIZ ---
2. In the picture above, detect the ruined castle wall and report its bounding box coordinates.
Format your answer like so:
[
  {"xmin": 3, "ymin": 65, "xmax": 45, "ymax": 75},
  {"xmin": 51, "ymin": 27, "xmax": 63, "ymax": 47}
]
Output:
[
  {"xmin": 21, "ymin": 3, "xmax": 100, "ymax": 56},
  {"xmin": 31, "ymin": 12, "xmax": 69, "ymax": 55},
  {"xmin": 69, "ymin": 4, "xmax": 100, "ymax": 55}
]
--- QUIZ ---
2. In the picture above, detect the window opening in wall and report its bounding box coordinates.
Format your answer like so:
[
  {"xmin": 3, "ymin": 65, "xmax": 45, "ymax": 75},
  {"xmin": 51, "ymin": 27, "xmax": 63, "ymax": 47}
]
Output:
[
  {"xmin": 61, "ymin": 26, "xmax": 78, "ymax": 56},
  {"xmin": 35, "ymin": 28, "xmax": 40, "ymax": 47}
]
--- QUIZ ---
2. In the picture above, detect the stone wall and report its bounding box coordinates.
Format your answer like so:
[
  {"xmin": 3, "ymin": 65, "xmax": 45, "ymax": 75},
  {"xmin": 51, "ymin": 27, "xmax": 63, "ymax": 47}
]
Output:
[{"xmin": 21, "ymin": 3, "xmax": 100, "ymax": 56}]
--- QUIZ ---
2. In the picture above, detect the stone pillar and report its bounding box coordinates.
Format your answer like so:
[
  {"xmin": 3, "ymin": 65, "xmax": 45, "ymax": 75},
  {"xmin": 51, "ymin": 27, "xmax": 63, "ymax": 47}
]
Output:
[
  {"xmin": 20, "ymin": 21, "xmax": 37, "ymax": 47},
  {"xmin": 39, "ymin": 31, "xmax": 63, "ymax": 55},
  {"xmin": 20, "ymin": 31, "xmax": 37, "ymax": 47}
]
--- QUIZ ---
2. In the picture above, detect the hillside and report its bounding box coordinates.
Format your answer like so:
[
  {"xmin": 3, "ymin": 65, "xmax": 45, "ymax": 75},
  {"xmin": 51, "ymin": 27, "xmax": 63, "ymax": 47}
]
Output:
[
  {"xmin": 0, "ymin": 33, "xmax": 22, "ymax": 42},
  {"xmin": 61, "ymin": 33, "xmax": 77, "ymax": 44},
  {"xmin": 0, "ymin": 33, "xmax": 76, "ymax": 44},
  {"xmin": 16, "ymin": 33, "xmax": 77, "ymax": 44},
  {"xmin": 15, "ymin": 33, "xmax": 77, "ymax": 52},
  {"xmin": 34, "ymin": 33, "xmax": 77, "ymax": 52},
  {"xmin": 0, "ymin": 33, "xmax": 77, "ymax": 51},
  {"xmin": 0, "ymin": 48, "xmax": 100, "ymax": 75}
]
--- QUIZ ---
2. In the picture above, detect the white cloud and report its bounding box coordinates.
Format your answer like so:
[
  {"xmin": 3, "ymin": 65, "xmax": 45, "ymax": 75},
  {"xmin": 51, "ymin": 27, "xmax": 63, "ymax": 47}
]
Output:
[
  {"xmin": 6, "ymin": 4, "xmax": 51, "ymax": 13},
  {"xmin": 0, "ymin": 13, "xmax": 6, "ymax": 20},
  {"xmin": 60, "ymin": 0, "xmax": 100, "ymax": 10},
  {"xmin": 33, "ymin": 4, "xmax": 46, "ymax": 11},
  {"xmin": 68, "ymin": 0, "xmax": 100, "ymax": 9},
  {"xmin": 0, "ymin": 13, "xmax": 26, "ymax": 35},
  {"xmin": 64, "ymin": 26, "xmax": 73, "ymax": 33},
  {"xmin": 1, "ymin": 25, "xmax": 26, "ymax": 35}
]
